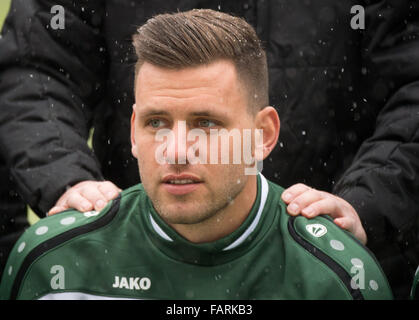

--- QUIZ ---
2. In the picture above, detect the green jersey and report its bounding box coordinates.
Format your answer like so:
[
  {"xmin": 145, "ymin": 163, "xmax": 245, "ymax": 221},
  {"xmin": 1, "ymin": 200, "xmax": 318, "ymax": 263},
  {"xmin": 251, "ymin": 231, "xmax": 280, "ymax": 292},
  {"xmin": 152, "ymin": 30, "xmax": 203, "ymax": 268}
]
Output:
[
  {"xmin": 0, "ymin": 174, "xmax": 392, "ymax": 300},
  {"xmin": 410, "ymin": 267, "xmax": 419, "ymax": 299}
]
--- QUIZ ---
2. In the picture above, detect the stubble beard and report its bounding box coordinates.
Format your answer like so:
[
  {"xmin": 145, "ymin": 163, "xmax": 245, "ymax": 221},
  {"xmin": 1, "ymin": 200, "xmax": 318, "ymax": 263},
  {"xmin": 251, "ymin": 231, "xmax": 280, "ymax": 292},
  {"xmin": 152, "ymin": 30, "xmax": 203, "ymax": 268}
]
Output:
[{"xmin": 150, "ymin": 172, "xmax": 247, "ymax": 226}]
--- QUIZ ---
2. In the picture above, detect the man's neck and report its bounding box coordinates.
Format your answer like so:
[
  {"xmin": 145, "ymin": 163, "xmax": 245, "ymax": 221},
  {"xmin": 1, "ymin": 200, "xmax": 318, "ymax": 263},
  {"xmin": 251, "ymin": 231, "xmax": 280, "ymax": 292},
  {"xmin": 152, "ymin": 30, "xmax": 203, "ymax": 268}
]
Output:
[{"xmin": 169, "ymin": 175, "xmax": 258, "ymax": 243}]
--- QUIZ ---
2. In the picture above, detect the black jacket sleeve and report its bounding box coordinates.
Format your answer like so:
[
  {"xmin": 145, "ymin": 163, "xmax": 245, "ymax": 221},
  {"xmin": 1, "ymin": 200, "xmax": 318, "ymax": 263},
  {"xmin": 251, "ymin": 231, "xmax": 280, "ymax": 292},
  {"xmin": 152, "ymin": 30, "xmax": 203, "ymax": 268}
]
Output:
[
  {"xmin": 0, "ymin": 0, "xmax": 108, "ymax": 215},
  {"xmin": 334, "ymin": 0, "xmax": 419, "ymax": 290}
]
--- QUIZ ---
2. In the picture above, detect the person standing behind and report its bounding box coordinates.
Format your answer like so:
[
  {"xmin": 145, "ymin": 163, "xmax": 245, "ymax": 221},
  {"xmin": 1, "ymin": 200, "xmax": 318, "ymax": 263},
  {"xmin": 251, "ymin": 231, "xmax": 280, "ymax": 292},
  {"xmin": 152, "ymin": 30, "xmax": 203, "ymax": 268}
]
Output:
[{"xmin": 0, "ymin": 0, "xmax": 29, "ymax": 280}]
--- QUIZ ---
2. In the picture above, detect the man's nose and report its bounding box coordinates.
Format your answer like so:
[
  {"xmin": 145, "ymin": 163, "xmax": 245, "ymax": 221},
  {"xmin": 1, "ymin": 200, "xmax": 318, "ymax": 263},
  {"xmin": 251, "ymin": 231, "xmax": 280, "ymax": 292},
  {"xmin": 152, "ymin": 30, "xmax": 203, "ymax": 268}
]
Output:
[{"xmin": 165, "ymin": 120, "xmax": 188, "ymax": 165}]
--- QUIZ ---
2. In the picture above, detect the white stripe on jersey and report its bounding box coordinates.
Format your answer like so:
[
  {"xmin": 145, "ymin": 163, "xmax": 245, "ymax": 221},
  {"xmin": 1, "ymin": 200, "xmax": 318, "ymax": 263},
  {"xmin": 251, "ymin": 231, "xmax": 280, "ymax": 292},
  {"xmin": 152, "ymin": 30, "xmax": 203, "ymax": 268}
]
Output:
[
  {"xmin": 222, "ymin": 173, "xmax": 269, "ymax": 251},
  {"xmin": 39, "ymin": 292, "xmax": 142, "ymax": 300},
  {"xmin": 149, "ymin": 214, "xmax": 174, "ymax": 242}
]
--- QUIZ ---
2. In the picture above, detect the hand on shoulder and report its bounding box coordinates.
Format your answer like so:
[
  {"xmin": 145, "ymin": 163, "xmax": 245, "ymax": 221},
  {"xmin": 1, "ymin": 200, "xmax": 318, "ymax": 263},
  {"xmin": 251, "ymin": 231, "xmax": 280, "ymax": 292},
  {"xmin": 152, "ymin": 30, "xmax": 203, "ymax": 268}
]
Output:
[
  {"xmin": 281, "ymin": 183, "xmax": 367, "ymax": 245},
  {"xmin": 48, "ymin": 180, "xmax": 121, "ymax": 216}
]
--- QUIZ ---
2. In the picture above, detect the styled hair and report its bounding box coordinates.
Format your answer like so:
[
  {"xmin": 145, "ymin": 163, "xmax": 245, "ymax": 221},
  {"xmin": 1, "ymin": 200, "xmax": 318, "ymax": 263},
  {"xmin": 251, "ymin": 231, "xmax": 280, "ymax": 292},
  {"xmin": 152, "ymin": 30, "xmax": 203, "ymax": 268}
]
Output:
[{"xmin": 132, "ymin": 9, "xmax": 269, "ymax": 113}]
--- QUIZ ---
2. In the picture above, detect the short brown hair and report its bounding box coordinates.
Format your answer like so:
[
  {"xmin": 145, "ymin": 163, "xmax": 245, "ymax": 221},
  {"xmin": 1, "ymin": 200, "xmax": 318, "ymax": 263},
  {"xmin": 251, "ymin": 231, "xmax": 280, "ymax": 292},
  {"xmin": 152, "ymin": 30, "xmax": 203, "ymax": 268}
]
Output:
[{"xmin": 132, "ymin": 9, "xmax": 269, "ymax": 113}]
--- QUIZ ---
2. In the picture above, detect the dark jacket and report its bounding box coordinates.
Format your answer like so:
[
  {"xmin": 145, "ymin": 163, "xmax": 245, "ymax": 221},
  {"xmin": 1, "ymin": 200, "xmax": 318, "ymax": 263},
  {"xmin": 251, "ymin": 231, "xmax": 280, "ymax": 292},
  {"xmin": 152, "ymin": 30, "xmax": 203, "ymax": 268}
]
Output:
[{"xmin": 0, "ymin": 0, "xmax": 418, "ymax": 298}]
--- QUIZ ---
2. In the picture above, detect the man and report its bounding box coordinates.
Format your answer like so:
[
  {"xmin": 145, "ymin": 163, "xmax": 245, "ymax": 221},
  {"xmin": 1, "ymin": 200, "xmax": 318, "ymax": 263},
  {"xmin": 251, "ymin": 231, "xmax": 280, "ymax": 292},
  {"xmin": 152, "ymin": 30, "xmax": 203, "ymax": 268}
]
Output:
[
  {"xmin": 0, "ymin": 10, "xmax": 392, "ymax": 300},
  {"xmin": 1, "ymin": 1, "xmax": 418, "ymax": 299}
]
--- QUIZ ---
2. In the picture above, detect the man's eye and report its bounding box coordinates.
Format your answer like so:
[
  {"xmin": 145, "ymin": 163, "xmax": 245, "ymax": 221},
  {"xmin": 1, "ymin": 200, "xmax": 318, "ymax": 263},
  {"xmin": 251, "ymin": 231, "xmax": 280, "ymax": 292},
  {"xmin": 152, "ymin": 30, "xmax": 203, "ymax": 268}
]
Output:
[
  {"xmin": 198, "ymin": 119, "xmax": 216, "ymax": 128},
  {"xmin": 148, "ymin": 119, "xmax": 165, "ymax": 128}
]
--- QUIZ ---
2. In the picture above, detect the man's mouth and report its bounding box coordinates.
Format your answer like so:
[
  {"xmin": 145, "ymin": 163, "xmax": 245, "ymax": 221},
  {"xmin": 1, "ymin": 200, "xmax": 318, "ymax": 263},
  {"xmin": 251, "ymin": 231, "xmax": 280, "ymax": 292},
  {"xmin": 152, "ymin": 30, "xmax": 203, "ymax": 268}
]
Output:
[
  {"xmin": 162, "ymin": 174, "xmax": 202, "ymax": 183},
  {"xmin": 162, "ymin": 174, "xmax": 203, "ymax": 195},
  {"xmin": 166, "ymin": 179, "xmax": 198, "ymax": 185}
]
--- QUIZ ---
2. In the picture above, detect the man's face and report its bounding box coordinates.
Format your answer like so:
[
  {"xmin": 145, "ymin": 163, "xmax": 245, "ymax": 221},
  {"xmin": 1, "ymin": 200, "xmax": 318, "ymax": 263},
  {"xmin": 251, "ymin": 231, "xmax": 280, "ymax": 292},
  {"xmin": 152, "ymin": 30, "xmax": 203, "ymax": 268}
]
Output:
[{"xmin": 131, "ymin": 60, "xmax": 257, "ymax": 225}]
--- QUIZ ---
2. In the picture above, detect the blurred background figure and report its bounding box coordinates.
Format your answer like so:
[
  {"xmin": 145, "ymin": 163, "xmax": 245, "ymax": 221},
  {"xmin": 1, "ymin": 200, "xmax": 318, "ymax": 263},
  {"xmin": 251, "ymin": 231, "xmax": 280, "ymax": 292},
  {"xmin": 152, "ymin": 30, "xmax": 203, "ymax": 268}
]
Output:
[{"xmin": 0, "ymin": 0, "xmax": 29, "ymax": 281}]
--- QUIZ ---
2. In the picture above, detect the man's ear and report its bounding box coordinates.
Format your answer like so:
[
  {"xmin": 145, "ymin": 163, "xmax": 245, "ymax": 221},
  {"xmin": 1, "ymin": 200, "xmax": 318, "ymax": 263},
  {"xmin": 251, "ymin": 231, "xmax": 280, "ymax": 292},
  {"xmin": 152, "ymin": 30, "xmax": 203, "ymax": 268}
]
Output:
[
  {"xmin": 254, "ymin": 106, "xmax": 280, "ymax": 161},
  {"xmin": 130, "ymin": 104, "xmax": 138, "ymax": 159}
]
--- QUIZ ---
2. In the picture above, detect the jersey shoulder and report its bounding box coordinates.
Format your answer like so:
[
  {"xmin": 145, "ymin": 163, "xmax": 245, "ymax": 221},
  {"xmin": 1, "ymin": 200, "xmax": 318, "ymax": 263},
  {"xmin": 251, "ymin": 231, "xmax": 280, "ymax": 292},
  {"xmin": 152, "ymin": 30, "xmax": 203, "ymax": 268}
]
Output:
[
  {"xmin": 410, "ymin": 267, "xmax": 419, "ymax": 299},
  {"xmin": 0, "ymin": 192, "xmax": 125, "ymax": 300},
  {"xmin": 286, "ymin": 214, "xmax": 393, "ymax": 300},
  {"xmin": 0, "ymin": 184, "xmax": 149, "ymax": 300}
]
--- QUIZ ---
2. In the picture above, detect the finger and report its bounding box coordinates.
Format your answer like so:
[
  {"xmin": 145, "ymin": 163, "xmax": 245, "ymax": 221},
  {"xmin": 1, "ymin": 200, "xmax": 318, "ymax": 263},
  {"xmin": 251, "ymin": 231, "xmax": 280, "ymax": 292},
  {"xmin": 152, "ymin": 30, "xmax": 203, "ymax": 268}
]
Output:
[
  {"xmin": 300, "ymin": 198, "xmax": 340, "ymax": 219},
  {"xmin": 79, "ymin": 186, "xmax": 109, "ymax": 211},
  {"xmin": 333, "ymin": 217, "xmax": 352, "ymax": 230},
  {"xmin": 65, "ymin": 192, "xmax": 94, "ymax": 212},
  {"xmin": 55, "ymin": 191, "xmax": 72, "ymax": 208},
  {"xmin": 48, "ymin": 206, "xmax": 67, "ymax": 216},
  {"xmin": 97, "ymin": 181, "xmax": 122, "ymax": 200},
  {"xmin": 287, "ymin": 189, "xmax": 324, "ymax": 215},
  {"xmin": 336, "ymin": 216, "xmax": 367, "ymax": 244},
  {"xmin": 281, "ymin": 183, "xmax": 311, "ymax": 204}
]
